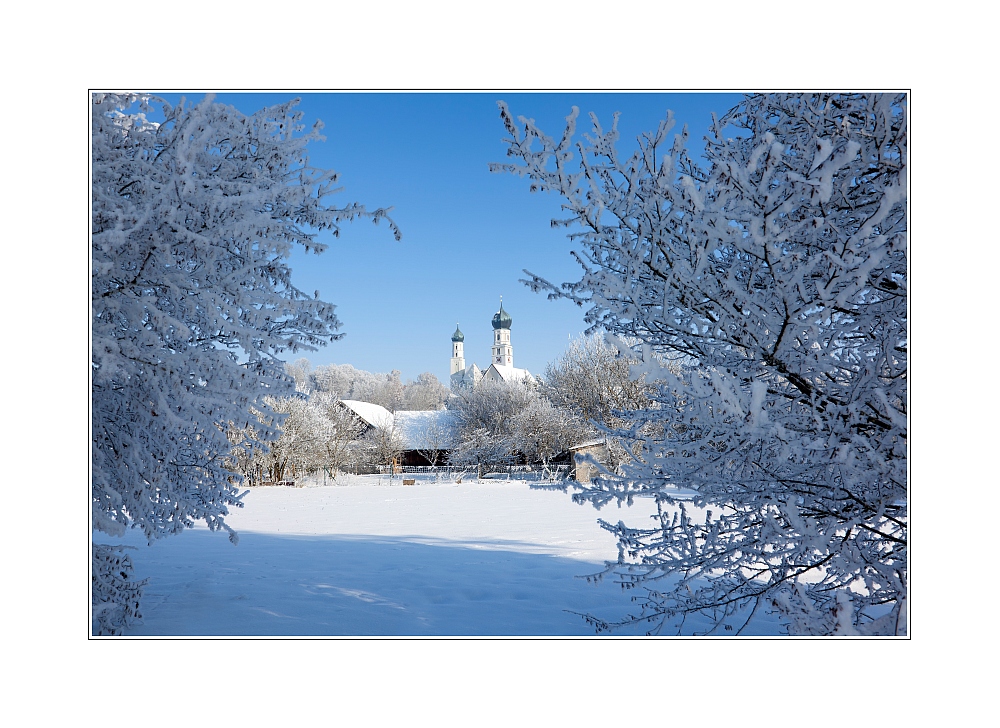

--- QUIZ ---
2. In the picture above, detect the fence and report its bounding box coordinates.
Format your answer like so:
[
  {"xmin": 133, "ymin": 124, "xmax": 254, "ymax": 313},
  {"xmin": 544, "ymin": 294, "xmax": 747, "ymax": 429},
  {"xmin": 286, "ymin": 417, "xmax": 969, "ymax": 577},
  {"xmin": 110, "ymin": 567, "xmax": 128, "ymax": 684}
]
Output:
[
  {"xmin": 332, "ymin": 463, "xmax": 572, "ymax": 482},
  {"xmin": 238, "ymin": 462, "xmax": 574, "ymax": 485}
]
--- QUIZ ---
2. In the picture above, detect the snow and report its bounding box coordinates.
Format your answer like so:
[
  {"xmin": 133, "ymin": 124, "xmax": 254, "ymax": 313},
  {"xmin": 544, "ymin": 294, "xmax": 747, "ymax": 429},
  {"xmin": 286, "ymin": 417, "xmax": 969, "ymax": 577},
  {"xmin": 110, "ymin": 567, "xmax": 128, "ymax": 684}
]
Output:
[
  {"xmin": 392, "ymin": 409, "xmax": 456, "ymax": 449},
  {"xmin": 92, "ymin": 475, "xmax": 771, "ymax": 636},
  {"xmin": 483, "ymin": 363, "xmax": 533, "ymax": 383},
  {"xmin": 339, "ymin": 399, "xmax": 394, "ymax": 429}
]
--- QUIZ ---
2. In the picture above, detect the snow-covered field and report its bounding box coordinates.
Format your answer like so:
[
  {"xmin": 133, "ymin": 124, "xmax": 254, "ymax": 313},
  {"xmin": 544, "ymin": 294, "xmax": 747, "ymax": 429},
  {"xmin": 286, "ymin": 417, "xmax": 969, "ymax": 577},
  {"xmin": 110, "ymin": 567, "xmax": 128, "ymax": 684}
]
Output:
[{"xmin": 103, "ymin": 474, "xmax": 780, "ymax": 636}]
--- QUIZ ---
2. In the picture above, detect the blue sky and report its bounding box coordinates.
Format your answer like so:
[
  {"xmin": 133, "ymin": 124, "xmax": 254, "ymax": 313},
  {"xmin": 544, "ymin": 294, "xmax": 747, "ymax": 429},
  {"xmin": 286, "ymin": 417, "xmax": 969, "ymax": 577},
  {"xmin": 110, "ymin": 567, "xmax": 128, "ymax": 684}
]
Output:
[{"xmin": 162, "ymin": 92, "xmax": 744, "ymax": 384}]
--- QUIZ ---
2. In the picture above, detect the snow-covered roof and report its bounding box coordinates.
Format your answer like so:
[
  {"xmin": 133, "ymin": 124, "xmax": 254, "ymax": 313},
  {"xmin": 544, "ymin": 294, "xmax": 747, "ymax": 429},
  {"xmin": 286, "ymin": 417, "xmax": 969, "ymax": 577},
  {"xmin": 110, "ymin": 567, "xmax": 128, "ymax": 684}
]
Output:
[
  {"xmin": 339, "ymin": 400, "xmax": 394, "ymax": 429},
  {"xmin": 338, "ymin": 402, "xmax": 457, "ymax": 450},
  {"xmin": 450, "ymin": 363, "xmax": 482, "ymax": 388},
  {"xmin": 393, "ymin": 410, "xmax": 458, "ymax": 450},
  {"xmin": 483, "ymin": 364, "xmax": 533, "ymax": 384},
  {"xmin": 568, "ymin": 438, "xmax": 606, "ymax": 451}
]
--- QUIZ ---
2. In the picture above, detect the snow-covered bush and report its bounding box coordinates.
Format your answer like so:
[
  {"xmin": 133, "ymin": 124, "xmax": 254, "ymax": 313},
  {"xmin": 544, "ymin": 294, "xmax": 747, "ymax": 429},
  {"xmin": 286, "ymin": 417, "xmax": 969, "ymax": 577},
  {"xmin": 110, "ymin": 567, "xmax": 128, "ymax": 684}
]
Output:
[
  {"xmin": 92, "ymin": 93, "xmax": 396, "ymax": 633},
  {"xmin": 493, "ymin": 93, "xmax": 907, "ymax": 635}
]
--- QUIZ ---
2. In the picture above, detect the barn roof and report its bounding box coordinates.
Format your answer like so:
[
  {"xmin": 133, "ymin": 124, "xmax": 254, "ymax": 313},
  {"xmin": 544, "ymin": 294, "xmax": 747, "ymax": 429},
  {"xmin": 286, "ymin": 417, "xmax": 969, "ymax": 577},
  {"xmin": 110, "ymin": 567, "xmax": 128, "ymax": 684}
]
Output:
[
  {"xmin": 339, "ymin": 400, "xmax": 394, "ymax": 429},
  {"xmin": 338, "ymin": 401, "xmax": 458, "ymax": 450}
]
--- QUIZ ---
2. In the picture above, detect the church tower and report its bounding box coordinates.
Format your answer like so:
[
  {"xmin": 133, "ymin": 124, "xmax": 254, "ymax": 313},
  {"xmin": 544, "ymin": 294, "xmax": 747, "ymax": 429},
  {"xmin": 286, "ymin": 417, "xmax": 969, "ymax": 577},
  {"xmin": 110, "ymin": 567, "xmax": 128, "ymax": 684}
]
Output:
[
  {"xmin": 491, "ymin": 298, "xmax": 514, "ymax": 367},
  {"xmin": 450, "ymin": 324, "xmax": 466, "ymax": 375}
]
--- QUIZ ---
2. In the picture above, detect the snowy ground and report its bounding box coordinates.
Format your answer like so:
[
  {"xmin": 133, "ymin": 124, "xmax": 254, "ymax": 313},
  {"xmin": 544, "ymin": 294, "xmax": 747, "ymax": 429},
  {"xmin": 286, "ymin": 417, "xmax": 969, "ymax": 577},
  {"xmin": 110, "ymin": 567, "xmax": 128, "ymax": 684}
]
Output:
[{"xmin": 101, "ymin": 473, "xmax": 782, "ymax": 637}]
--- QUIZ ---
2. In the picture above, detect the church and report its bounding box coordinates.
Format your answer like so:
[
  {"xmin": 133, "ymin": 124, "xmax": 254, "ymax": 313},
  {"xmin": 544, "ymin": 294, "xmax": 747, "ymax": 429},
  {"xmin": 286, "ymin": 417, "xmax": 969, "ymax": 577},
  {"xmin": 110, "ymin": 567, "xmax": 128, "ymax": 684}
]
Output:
[{"xmin": 450, "ymin": 299, "xmax": 533, "ymax": 389}]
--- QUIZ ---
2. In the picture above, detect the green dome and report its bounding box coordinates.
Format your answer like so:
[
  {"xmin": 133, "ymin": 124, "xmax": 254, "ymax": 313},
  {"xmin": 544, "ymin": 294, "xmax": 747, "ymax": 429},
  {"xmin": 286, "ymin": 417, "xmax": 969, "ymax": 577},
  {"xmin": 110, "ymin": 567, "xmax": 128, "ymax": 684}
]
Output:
[
  {"xmin": 451, "ymin": 324, "xmax": 465, "ymax": 342},
  {"xmin": 492, "ymin": 303, "xmax": 512, "ymax": 330}
]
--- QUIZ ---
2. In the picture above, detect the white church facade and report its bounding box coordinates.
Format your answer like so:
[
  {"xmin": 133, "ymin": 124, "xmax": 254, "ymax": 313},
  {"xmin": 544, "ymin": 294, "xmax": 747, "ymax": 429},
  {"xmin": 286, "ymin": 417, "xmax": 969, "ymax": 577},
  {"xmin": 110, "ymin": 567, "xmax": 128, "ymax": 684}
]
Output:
[{"xmin": 450, "ymin": 299, "xmax": 532, "ymax": 390}]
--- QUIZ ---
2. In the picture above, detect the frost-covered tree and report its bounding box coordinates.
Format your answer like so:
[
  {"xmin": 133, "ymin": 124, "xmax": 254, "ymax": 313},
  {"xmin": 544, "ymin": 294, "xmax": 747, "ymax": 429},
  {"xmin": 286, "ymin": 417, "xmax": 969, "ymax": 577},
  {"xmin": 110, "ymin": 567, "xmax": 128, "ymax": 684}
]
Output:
[
  {"xmin": 448, "ymin": 379, "xmax": 538, "ymax": 439},
  {"xmin": 493, "ymin": 93, "xmax": 907, "ymax": 635},
  {"xmin": 92, "ymin": 93, "xmax": 397, "ymax": 634},
  {"xmin": 381, "ymin": 370, "xmax": 406, "ymax": 413},
  {"xmin": 313, "ymin": 393, "xmax": 368, "ymax": 478},
  {"xmin": 307, "ymin": 362, "xmax": 363, "ymax": 397},
  {"xmin": 228, "ymin": 392, "xmax": 367, "ymax": 484},
  {"xmin": 447, "ymin": 378, "xmax": 546, "ymax": 472},
  {"xmin": 285, "ymin": 358, "xmax": 314, "ymax": 393},
  {"xmin": 359, "ymin": 415, "xmax": 406, "ymax": 473},
  {"xmin": 512, "ymin": 399, "xmax": 587, "ymax": 470},
  {"xmin": 252, "ymin": 395, "xmax": 331, "ymax": 482},
  {"xmin": 351, "ymin": 369, "xmax": 405, "ymax": 412},
  {"xmin": 307, "ymin": 362, "xmax": 410, "ymax": 411},
  {"xmin": 448, "ymin": 428, "xmax": 515, "ymax": 475},
  {"xmin": 300, "ymin": 361, "xmax": 447, "ymax": 411},
  {"xmin": 402, "ymin": 372, "xmax": 450, "ymax": 411},
  {"xmin": 542, "ymin": 333, "xmax": 661, "ymax": 471},
  {"xmin": 542, "ymin": 334, "xmax": 653, "ymax": 423},
  {"xmin": 415, "ymin": 417, "xmax": 457, "ymax": 468}
]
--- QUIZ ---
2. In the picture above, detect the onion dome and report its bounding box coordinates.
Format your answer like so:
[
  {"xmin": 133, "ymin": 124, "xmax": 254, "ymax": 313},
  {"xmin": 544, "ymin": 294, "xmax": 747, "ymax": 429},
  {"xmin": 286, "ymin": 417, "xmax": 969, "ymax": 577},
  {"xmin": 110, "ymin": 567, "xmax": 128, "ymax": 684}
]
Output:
[
  {"xmin": 492, "ymin": 301, "xmax": 512, "ymax": 330},
  {"xmin": 451, "ymin": 324, "xmax": 465, "ymax": 342}
]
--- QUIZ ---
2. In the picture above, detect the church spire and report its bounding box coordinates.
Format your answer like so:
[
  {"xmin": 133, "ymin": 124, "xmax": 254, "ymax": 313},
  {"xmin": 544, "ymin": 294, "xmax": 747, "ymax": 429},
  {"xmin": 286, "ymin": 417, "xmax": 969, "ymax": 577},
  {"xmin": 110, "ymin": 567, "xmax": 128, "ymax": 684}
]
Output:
[
  {"xmin": 491, "ymin": 297, "xmax": 514, "ymax": 367},
  {"xmin": 450, "ymin": 322, "xmax": 466, "ymax": 375},
  {"xmin": 492, "ymin": 297, "xmax": 513, "ymax": 331}
]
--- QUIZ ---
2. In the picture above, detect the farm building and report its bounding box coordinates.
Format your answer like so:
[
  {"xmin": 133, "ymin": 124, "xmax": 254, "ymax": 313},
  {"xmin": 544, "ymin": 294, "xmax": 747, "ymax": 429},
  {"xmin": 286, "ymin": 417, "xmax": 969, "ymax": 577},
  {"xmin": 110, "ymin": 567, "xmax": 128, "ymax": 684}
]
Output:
[{"xmin": 337, "ymin": 400, "xmax": 457, "ymax": 467}]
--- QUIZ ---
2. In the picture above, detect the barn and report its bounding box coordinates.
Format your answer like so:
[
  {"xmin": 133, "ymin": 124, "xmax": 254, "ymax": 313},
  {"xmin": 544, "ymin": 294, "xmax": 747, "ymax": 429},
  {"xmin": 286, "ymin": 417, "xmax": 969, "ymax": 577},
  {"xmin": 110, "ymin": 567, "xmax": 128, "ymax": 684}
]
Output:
[{"xmin": 336, "ymin": 400, "xmax": 457, "ymax": 467}]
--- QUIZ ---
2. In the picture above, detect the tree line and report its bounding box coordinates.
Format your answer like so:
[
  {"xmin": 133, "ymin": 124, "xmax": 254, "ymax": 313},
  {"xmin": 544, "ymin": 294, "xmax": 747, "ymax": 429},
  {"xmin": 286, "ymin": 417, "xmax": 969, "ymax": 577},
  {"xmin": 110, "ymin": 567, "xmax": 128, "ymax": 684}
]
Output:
[{"xmin": 285, "ymin": 360, "xmax": 451, "ymax": 411}]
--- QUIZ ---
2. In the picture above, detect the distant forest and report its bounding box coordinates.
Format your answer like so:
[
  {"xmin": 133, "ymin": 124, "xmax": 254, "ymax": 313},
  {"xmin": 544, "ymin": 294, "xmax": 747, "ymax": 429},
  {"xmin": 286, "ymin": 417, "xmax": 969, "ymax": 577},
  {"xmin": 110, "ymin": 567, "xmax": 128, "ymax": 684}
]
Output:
[{"xmin": 285, "ymin": 359, "xmax": 450, "ymax": 412}]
